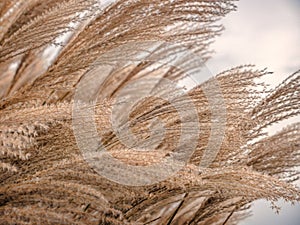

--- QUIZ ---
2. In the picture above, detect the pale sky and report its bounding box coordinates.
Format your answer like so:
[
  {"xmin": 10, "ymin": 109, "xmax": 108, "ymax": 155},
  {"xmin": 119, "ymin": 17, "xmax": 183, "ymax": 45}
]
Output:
[{"xmin": 207, "ymin": 0, "xmax": 300, "ymax": 224}]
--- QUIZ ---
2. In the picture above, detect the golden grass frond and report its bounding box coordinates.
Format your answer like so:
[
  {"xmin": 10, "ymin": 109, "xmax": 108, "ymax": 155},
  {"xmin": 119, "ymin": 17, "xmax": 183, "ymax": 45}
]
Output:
[{"xmin": 0, "ymin": 0, "xmax": 299, "ymax": 224}]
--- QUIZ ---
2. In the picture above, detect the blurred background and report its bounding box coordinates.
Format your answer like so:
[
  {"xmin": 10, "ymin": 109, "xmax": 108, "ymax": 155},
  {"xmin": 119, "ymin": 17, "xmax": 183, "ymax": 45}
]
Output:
[{"xmin": 207, "ymin": 0, "xmax": 300, "ymax": 224}]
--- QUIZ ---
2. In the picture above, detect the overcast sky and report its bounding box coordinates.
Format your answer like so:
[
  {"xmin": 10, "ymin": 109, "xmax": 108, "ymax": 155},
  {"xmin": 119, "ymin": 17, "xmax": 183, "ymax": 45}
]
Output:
[{"xmin": 207, "ymin": 0, "xmax": 300, "ymax": 224}]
